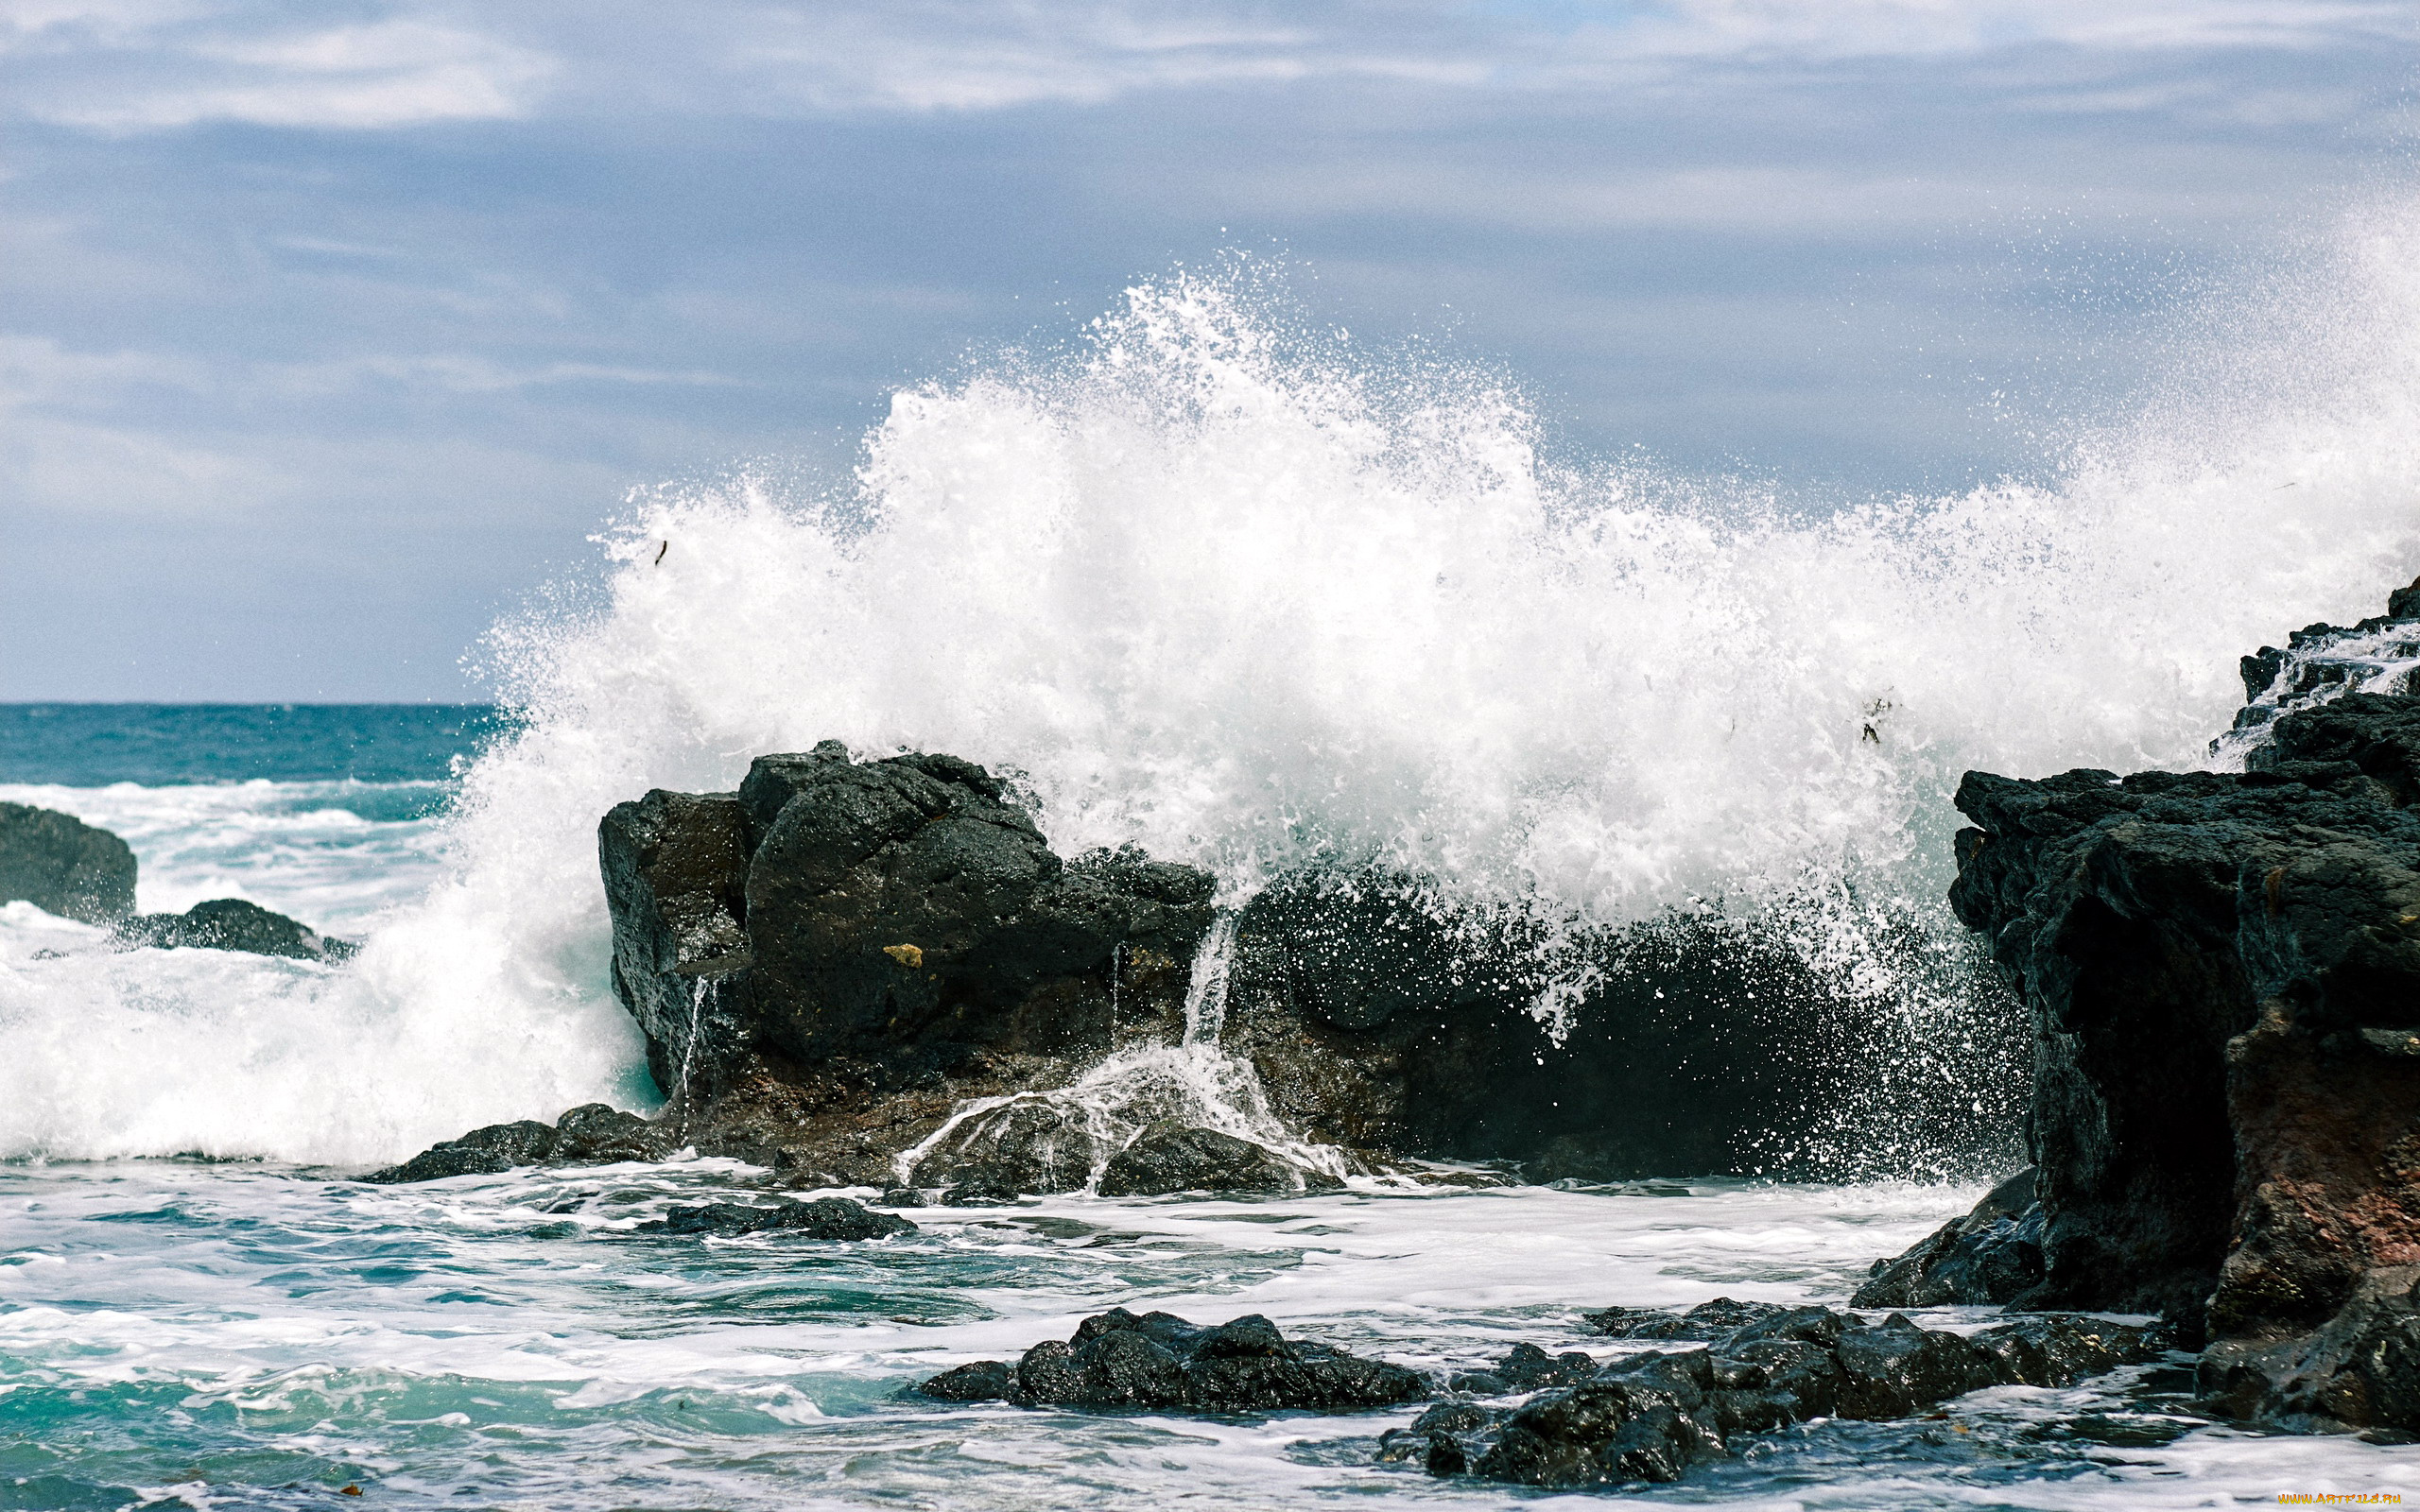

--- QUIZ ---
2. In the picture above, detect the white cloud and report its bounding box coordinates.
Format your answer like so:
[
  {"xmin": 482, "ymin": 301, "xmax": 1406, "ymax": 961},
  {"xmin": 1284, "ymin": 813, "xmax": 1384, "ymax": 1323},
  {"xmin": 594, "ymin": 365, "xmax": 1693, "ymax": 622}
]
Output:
[{"xmin": 6, "ymin": 11, "xmax": 553, "ymax": 130}]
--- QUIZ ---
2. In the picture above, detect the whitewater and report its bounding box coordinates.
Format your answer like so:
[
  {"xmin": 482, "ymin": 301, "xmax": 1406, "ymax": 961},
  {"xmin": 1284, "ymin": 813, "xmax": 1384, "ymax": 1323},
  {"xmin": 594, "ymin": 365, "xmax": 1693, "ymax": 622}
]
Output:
[{"xmin": 6, "ymin": 200, "xmax": 2420, "ymax": 1505}]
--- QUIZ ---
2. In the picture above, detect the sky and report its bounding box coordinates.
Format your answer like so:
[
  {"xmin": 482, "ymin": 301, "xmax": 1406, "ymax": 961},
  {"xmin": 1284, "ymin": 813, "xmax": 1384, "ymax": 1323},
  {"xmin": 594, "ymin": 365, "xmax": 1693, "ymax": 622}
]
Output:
[{"xmin": 3, "ymin": 0, "xmax": 2414, "ymax": 701}]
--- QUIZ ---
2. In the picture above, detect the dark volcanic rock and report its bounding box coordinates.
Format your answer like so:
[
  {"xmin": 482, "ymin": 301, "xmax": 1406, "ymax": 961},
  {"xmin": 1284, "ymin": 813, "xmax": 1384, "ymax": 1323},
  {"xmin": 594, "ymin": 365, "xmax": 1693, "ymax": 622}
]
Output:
[
  {"xmin": 599, "ymin": 744, "xmax": 1219, "ymax": 1180},
  {"xmin": 913, "ymin": 1308, "xmax": 1426, "ymax": 1413},
  {"xmin": 1219, "ymin": 873, "xmax": 2020, "ymax": 1181},
  {"xmin": 904, "ymin": 1097, "xmax": 1111, "ymax": 1196},
  {"xmin": 1935, "ymin": 576, "xmax": 2420, "ymax": 1432},
  {"xmin": 1853, "ymin": 1167, "xmax": 2045, "ymax": 1308},
  {"xmin": 1416, "ymin": 1301, "xmax": 2165, "ymax": 1489},
  {"xmin": 634, "ymin": 1196, "xmax": 914, "ymax": 1239},
  {"xmin": 365, "ymin": 1102, "xmax": 679, "ymax": 1182},
  {"xmin": 0, "ymin": 801, "xmax": 135, "ymax": 924},
  {"xmin": 1094, "ymin": 1123, "xmax": 1342, "ymax": 1197},
  {"xmin": 598, "ymin": 742, "xmax": 2024, "ymax": 1191},
  {"xmin": 116, "ymin": 898, "xmax": 356, "ymax": 961}
]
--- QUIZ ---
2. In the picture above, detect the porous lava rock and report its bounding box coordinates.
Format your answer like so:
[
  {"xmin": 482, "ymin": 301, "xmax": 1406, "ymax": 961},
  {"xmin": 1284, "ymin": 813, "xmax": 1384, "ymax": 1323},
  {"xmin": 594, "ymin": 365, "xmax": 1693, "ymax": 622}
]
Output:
[
  {"xmin": 1397, "ymin": 1297, "xmax": 2165, "ymax": 1489},
  {"xmin": 634, "ymin": 1196, "xmax": 915, "ymax": 1239},
  {"xmin": 116, "ymin": 897, "xmax": 356, "ymax": 961},
  {"xmin": 1919, "ymin": 575, "xmax": 2420, "ymax": 1432},
  {"xmin": 599, "ymin": 743, "xmax": 1219, "ymax": 1185},
  {"xmin": 593, "ymin": 742, "xmax": 2021, "ymax": 1189},
  {"xmin": 0, "ymin": 801, "xmax": 135, "ymax": 924},
  {"xmin": 1852, "ymin": 1166, "xmax": 2045, "ymax": 1309},
  {"xmin": 1093, "ymin": 1123, "xmax": 1342, "ymax": 1197},
  {"xmin": 915, "ymin": 1308, "xmax": 1426, "ymax": 1413},
  {"xmin": 365, "ymin": 1103, "xmax": 679, "ymax": 1183}
]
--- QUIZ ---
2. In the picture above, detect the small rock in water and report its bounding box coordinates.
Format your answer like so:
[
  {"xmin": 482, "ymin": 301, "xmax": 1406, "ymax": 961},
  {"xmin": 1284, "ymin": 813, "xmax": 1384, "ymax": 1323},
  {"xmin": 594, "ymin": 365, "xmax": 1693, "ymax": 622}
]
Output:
[
  {"xmin": 914, "ymin": 1307, "xmax": 1425, "ymax": 1413},
  {"xmin": 0, "ymin": 800, "xmax": 136, "ymax": 924},
  {"xmin": 635, "ymin": 1196, "xmax": 915, "ymax": 1239},
  {"xmin": 1409, "ymin": 1300, "xmax": 2168, "ymax": 1489},
  {"xmin": 363, "ymin": 1103, "xmax": 680, "ymax": 1183},
  {"xmin": 1094, "ymin": 1123, "xmax": 1342, "ymax": 1197},
  {"xmin": 115, "ymin": 897, "xmax": 356, "ymax": 961},
  {"xmin": 1853, "ymin": 1167, "xmax": 2044, "ymax": 1309}
]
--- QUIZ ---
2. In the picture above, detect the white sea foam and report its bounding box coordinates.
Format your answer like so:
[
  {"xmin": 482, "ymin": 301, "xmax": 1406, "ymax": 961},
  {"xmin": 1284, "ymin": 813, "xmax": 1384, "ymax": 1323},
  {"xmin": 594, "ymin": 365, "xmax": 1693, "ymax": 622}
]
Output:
[{"xmin": 9, "ymin": 205, "xmax": 2420, "ymax": 1164}]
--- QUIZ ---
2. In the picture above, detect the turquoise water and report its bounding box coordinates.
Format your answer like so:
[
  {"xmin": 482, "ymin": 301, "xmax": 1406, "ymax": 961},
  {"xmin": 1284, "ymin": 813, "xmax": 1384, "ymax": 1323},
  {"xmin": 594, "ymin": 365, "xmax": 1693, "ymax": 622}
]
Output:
[{"xmin": 1, "ymin": 709, "xmax": 2412, "ymax": 1508}]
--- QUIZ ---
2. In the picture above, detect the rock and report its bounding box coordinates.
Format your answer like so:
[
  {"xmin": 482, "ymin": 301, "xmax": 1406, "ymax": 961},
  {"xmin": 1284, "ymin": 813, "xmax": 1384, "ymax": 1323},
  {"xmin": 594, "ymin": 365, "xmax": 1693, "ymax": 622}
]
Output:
[
  {"xmin": 913, "ymin": 1308, "xmax": 1426, "ymax": 1413},
  {"xmin": 0, "ymin": 801, "xmax": 135, "ymax": 924},
  {"xmin": 904, "ymin": 1097, "xmax": 1111, "ymax": 1196},
  {"xmin": 1932, "ymin": 575, "xmax": 2420, "ymax": 1432},
  {"xmin": 634, "ymin": 1196, "xmax": 915, "ymax": 1239},
  {"xmin": 599, "ymin": 745, "xmax": 2024, "ymax": 1190},
  {"xmin": 365, "ymin": 1119, "xmax": 561, "ymax": 1183},
  {"xmin": 1094, "ymin": 1123, "xmax": 1342, "ymax": 1197},
  {"xmin": 1220, "ymin": 870, "xmax": 2023, "ymax": 1181},
  {"xmin": 599, "ymin": 746, "xmax": 1219, "ymax": 1178},
  {"xmin": 1852, "ymin": 1167, "xmax": 2045, "ymax": 1308},
  {"xmin": 364, "ymin": 1102, "xmax": 679, "ymax": 1182},
  {"xmin": 1421, "ymin": 1299, "xmax": 2165, "ymax": 1489},
  {"xmin": 115, "ymin": 898, "xmax": 355, "ymax": 961}
]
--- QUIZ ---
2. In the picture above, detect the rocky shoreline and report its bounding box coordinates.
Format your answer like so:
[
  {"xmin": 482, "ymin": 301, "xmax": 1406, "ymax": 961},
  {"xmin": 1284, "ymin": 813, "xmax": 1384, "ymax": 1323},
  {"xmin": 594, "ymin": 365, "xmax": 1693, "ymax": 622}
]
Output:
[{"xmin": 351, "ymin": 570, "xmax": 2420, "ymax": 1476}]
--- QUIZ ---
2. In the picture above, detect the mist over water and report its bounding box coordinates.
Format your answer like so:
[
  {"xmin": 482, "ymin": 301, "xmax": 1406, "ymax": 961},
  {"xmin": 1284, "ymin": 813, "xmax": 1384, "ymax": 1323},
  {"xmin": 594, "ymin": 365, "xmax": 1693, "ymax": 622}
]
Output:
[{"xmin": 9, "ymin": 208, "xmax": 2420, "ymax": 1167}]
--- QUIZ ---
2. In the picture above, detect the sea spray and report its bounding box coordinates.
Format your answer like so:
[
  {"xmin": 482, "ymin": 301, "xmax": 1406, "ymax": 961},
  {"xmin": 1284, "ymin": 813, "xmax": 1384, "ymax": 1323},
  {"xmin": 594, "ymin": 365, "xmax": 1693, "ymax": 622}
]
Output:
[{"xmin": 8, "ymin": 208, "xmax": 2420, "ymax": 1165}]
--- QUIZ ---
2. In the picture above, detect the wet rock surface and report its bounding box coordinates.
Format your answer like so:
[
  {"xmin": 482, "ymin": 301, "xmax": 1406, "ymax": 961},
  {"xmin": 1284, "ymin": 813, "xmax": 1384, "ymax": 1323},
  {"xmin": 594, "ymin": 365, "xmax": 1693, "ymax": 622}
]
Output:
[
  {"xmin": 1094, "ymin": 1123, "xmax": 1342, "ymax": 1197},
  {"xmin": 599, "ymin": 743, "xmax": 1221, "ymax": 1184},
  {"xmin": 0, "ymin": 801, "xmax": 135, "ymax": 924},
  {"xmin": 1854, "ymin": 1167, "xmax": 2045, "ymax": 1309},
  {"xmin": 115, "ymin": 897, "xmax": 356, "ymax": 961},
  {"xmin": 634, "ymin": 1196, "xmax": 915, "ymax": 1239},
  {"xmin": 916, "ymin": 1308, "xmax": 1426, "ymax": 1413},
  {"xmin": 1934, "ymin": 575, "xmax": 2420, "ymax": 1432},
  {"xmin": 1400, "ymin": 1298, "xmax": 2167, "ymax": 1489},
  {"xmin": 364, "ymin": 1103, "xmax": 680, "ymax": 1183}
]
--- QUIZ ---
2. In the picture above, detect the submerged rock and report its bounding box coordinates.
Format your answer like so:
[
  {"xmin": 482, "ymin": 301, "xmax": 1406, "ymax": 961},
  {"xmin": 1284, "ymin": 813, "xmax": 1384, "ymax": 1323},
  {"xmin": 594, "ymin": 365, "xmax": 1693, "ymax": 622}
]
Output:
[
  {"xmin": 1930, "ymin": 574, "xmax": 2420, "ymax": 1432},
  {"xmin": 1094, "ymin": 1123, "xmax": 1342, "ymax": 1197},
  {"xmin": 634, "ymin": 1196, "xmax": 915, "ymax": 1239},
  {"xmin": 914, "ymin": 1308, "xmax": 1426, "ymax": 1413},
  {"xmin": 904, "ymin": 1097, "xmax": 1111, "ymax": 1197},
  {"xmin": 0, "ymin": 801, "xmax": 135, "ymax": 924},
  {"xmin": 1853, "ymin": 1167, "xmax": 2045, "ymax": 1308},
  {"xmin": 1409, "ymin": 1298, "xmax": 2167, "ymax": 1490},
  {"xmin": 115, "ymin": 897, "xmax": 356, "ymax": 961},
  {"xmin": 364, "ymin": 1103, "xmax": 679, "ymax": 1182}
]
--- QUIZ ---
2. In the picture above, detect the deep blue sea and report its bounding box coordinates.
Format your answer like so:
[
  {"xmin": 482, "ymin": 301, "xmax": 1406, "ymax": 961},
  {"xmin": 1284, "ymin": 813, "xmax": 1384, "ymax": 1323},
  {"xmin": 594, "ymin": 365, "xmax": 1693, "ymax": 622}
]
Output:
[{"xmin": 2, "ymin": 705, "xmax": 2410, "ymax": 1509}]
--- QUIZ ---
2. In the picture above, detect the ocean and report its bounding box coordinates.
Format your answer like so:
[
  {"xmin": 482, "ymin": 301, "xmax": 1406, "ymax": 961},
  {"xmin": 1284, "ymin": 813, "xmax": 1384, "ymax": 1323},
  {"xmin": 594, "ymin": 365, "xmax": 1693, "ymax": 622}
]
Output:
[{"xmin": 7, "ymin": 271, "xmax": 2420, "ymax": 1507}]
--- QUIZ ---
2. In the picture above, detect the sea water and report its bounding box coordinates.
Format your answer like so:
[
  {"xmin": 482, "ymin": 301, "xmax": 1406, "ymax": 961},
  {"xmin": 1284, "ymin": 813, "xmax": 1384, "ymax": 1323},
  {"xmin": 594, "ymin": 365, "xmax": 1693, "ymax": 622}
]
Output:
[{"xmin": 9, "ymin": 212, "xmax": 2420, "ymax": 1504}]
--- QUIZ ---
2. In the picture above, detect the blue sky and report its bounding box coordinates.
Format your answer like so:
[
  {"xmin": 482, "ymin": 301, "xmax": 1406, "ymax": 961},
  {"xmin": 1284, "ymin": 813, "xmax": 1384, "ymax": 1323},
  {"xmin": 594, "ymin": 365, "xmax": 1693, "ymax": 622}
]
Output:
[{"xmin": 4, "ymin": 0, "xmax": 2414, "ymax": 700}]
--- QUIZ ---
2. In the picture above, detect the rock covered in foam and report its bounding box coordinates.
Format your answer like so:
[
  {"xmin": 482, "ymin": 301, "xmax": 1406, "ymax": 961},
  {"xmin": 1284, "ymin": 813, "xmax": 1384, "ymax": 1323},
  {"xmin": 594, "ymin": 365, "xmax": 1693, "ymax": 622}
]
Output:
[
  {"xmin": 0, "ymin": 801, "xmax": 134, "ymax": 925},
  {"xmin": 363, "ymin": 1103, "xmax": 678, "ymax": 1182},
  {"xmin": 915, "ymin": 1308, "xmax": 1426, "ymax": 1413},
  {"xmin": 1094, "ymin": 1122, "xmax": 1342, "ymax": 1197},
  {"xmin": 115, "ymin": 897, "xmax": 356, "ymax": 962},
  {"xmin": 634, "ymin": 1196, "xmax": 915, "ymax": 1239},
  {"xmin": 1930, "ymin": 573, "xmax": 2420, "ymax": 1432},
  {"xmin": 1398, "ymin": 1297, "xmax": 2168, "ymax": 1489}
]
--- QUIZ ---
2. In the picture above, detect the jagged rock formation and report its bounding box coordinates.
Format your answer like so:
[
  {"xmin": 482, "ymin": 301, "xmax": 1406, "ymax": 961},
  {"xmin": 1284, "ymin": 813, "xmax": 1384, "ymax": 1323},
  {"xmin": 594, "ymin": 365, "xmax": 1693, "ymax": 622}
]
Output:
[
  {"xmin": 1852, "ymin": 1167, "xmax": 2043, "ymax": 1309},
  {"xmin": 598, "ymin": 742, "xmax": 1222, "ymax": 1186},
  {"xmin": 116, "ymin": 897, "xmax": 356, "ymax": 961},
  {"xmin": 365, "ymin": 1104, "xmax": 679, "ymax": 1182},
  {"xmin": 583, "ymin": 740, "xmax": 2016, "ymax": 1192},
  {"xmin": 1392, "ymin": 1297, "xmax": 2165, "ymax": 1488},
  {"xmin": 916, "ymin": 1308, "xmax": 1426, "ymax": 1412},
  {"xmin": 1906, "ymin": 576, "xmax": 2420, "ymax": 1433},
  {"xmin": 0, "ymin": 801, "xmax": 135, "ymax": 924}
]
